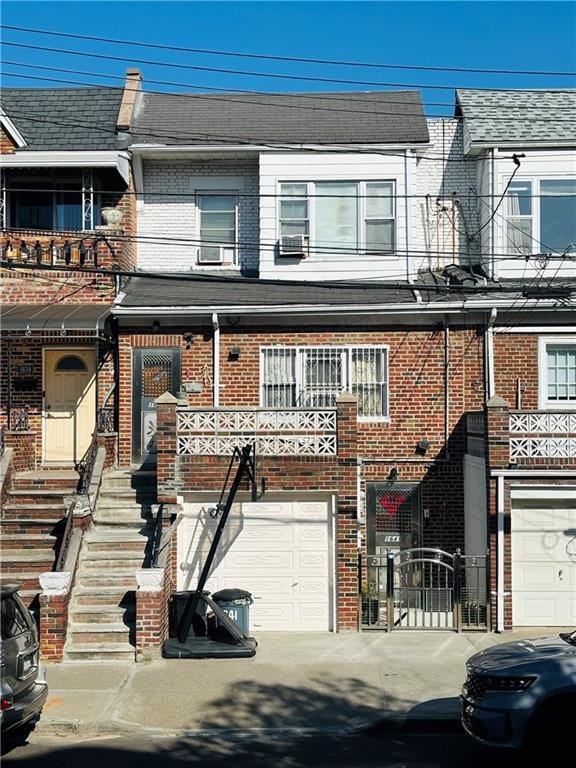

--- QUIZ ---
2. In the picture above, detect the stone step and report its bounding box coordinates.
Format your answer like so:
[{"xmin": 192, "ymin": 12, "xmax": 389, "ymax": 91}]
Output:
[
  {"xmin": 80, "ymin": 554, "xmax": 145, "ymax": 570},
  {"xmin": 72, "ymin": 586, "xmax": 136, "ymax": 607},
  {"xmin": 0, "ymin": 520, "xmax": 65, "ymax": 537},
  {"xmin": 63, "ymin": 642, "xmax": 135, "ymax": 662},
  {"xmin": 77, "ymin": 571, "xmax": 137, "ymax": 589},
  {"xmin": 0, "ymin": 533, "xmax": 59, "ymax": 548},
  {"xmin": 1, "ymin": 503, "xmax": 67, "ymax": 518},
  {"xmin": 2, "ymin": 572, "xmax": 42, "ymax": 592},
  {"xmin": 1, "ymin": 548, "xmax": 56, "ymax": 563},
  {"xmin": 67, "ymin": 623, "xmax": 132, "ymax": 645},
  {"xmin": 13, "ymin": 470, "xmax": 79, "ymax": 490},
  {"xmin": 70, "ymin": 605, "xmax": 135, "ymax": 624},
  {"xmin": 6, "ymin": 490, "xmax": 75, "ymax": 505}
]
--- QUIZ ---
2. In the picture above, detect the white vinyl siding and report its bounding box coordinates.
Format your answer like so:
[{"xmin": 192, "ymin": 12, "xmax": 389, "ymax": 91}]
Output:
[{"xmin": 261, "ymin": 346, "xmax": 388, "ymax": 419}]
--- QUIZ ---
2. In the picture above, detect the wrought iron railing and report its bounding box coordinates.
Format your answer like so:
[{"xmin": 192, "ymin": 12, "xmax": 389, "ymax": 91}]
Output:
[
  {"xmin": 0, "ymin": 426, "xmax": 4, "ymax": 458},
  {"xmin": 97, "ymin": 406, "xmax": 114, "ymax": 433},
  {"xmin": 10, "ymin": 407, "xmax": 29, "ymax": 431},
  {"xmin": 362, "ymin": 548, "xmax": 489, "ymax": 632},
  {"xmin": 0, "ymin": 232, "xmax": 117, "ymax": 269},
  {"xmin": 177, "ymin": 408, "xmax": 337, "ymax": 456},
  {"xmin": 509, "ymin": 411, "xmax": 576, "ymax": 460}
]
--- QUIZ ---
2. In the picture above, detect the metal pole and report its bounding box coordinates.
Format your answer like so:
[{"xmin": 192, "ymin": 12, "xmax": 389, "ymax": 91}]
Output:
[
  {"xmin": 386, "ymin": 550, "xmax": 395, "ymax": 632},
  {"xmin": 454, "ymin": 548, "xmax": 462, "ymax": 632}
]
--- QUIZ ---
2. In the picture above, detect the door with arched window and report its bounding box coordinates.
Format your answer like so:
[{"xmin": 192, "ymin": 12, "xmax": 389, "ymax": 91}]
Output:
[{"xmin": 43, "ymin": 349, "xmax": 96, "ymax": 463}]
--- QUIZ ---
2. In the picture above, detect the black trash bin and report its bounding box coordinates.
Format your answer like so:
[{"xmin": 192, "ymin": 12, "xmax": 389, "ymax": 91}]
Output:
[
  {"xmin": 212, "ymin": 588, "xmax": 253, "ymax": 636},
  {"xmin": 171, "ymin": 591, "xmax": 210, "ymax": 639}
]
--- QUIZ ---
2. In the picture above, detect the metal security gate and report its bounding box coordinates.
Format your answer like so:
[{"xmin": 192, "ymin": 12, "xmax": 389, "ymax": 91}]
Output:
[{"xmin": 362, "ymin": 549, "xmax": 489, "ymax": 631}]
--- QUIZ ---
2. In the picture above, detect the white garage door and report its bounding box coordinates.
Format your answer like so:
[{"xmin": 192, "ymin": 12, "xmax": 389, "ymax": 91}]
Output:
[
  {"xmin": 512, "ymin": 494, "xmax": 576, "ymax": 626},
  {"xmin": 177, "ymin": 498, "xmax": 332, "ymax": 631}
]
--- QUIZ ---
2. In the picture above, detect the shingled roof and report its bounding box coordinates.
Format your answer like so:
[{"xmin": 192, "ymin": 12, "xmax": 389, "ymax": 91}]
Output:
[
  {"xmin": 0, "ymin": 87, "xmax": 124, "ymax": 151},
  {"xmin": 456, "ymin": 89, "xmax": 576, "ymax": 151},
  {"xmin": 131, "ymin": 90, "xmax": 429, "ymax": 146}
]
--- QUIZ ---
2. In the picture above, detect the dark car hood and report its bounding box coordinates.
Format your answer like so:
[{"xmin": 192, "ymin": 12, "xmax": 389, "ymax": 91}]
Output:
[{"xmin": 468, "ymin": 635, "xmax": 576, "ymax": 673}]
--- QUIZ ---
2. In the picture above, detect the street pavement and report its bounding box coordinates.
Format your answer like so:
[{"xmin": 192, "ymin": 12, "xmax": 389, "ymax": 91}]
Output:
[{"xmin": 34, "ymin": 627, "xmax": 565, "ymax": 738}]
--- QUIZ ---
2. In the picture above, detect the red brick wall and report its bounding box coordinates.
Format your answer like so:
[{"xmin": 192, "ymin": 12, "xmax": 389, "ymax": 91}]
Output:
[
  {"xmin": 39, "ymin": 592, "xmax": 69, "ymax": 662},
  {"xmin": 1, "ymin": 126, "xmax": 16, "ymax": 154},
  {"xmin": 494, "ymin": 334, "xmax": 539, "ymax": 409}
]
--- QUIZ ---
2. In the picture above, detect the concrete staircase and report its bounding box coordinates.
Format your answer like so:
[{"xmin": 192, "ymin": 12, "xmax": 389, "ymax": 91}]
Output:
[
  {"xmin": 64, "ymin": 468, "xmax": 156, "ymax": 662},
  {"xmin": 0, "ymin": 468, "xmax": 79, "ymax": 611}
]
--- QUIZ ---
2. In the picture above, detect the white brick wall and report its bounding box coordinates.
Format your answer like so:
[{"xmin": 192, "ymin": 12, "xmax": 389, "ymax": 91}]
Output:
[{"xmin": 138, "ymin": 160, "xmax": 259, "ymax": 274}]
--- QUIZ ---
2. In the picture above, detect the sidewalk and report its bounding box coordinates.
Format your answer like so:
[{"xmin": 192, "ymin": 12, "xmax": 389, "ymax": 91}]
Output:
[{"xmin": 38, "ymin": 629, "xmax": 559, "ymax": 737}]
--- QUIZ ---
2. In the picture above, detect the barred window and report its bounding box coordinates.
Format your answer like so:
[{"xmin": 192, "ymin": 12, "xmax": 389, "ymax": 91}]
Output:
[{"xmin": 261, "ymin": 346, "xmax": 388, "ymax": 419}]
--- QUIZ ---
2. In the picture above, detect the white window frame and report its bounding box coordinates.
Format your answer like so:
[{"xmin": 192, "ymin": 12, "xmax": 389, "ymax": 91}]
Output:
[
  {"xmin": 195, "ymin": 189, "xmax": 238, "ymax": 266},
  {"xmin": 504, "ymin": 175, "xmax": 576, "ymax": 256},
  {"xmin": 260, "ymin": 345, "xmax": 389, "ymax": 421},
  {"xmin": 277, "ymin": 181, "xmax": 396, "ymax": 257},
  {"xmin": 538, "ymin": 336, "xmax": 576, "ymax": 410}
]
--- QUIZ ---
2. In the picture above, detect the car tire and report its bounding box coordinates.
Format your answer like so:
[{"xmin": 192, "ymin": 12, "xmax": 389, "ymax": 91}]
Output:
[{"xmin": 524, "ymin": 696, "xmax": 576, "ymax": 757}]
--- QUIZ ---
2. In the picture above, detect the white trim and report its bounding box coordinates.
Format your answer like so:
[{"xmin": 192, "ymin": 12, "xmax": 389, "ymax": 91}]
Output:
[
  {"xmin": 495, "ymin": 326, "xmax": 576, "ymax": 334},
  {"xmin": 511, "ymin": 486, "xmax": 576, "ymax": 500},
  {"xmin": 212, "ymin": 313, "xmax": 220, "ymax": 408},
  {"xmin": 491, "ymin": 469, "xmax": 576, "ymax": 477},
  {"xmin": 538, "ymin": 335, "xmax": 576, "ymax": 410},
  {"xmin": 496, "ymin": 474, "xmax": 505, "ymax": 633},
  {"xmin": 130, "ymin": 143, "xmax": 429, "ymax": 155},
  {"xmin": 331, "ymin": 492, "xmax": 337, "ymax": 633},
  {"xmin": 195, "ymin": 188, "xmax": 239, "ymax": 267},
  {"xmin": 0, "ymin": 151, "xmax": 131, "ymax": 183},
  {"xmin": 0, "ymin": 108, "xmax": 27, "ymax": 148}
]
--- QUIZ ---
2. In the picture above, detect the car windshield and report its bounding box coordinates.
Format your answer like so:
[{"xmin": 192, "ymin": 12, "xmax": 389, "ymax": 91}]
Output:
[{"xmin": 559, "ymin": 630, "xmax": 576, "ymax": 646}]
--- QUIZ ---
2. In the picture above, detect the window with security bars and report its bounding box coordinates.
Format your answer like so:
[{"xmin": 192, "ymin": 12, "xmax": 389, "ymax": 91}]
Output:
[
  {"xmin": 142, "ymin": 353, "xmax": 173, "ymax": 398},
  {"xmin": 261, "ymin": 346, "xmax": 388, "ymax": 419}
]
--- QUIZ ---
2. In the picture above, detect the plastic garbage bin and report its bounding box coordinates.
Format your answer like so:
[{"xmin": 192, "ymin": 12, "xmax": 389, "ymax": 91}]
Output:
[
  {"xmin": 171, "ymin": 591, "xmax": 210, "ymax": 639},
  {"xmin": 212, "ymin": 588, "xmax": 253, "ymax": 636}
]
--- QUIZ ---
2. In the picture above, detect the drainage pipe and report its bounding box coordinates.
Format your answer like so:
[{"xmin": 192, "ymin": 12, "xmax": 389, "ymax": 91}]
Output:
[
  {"xmin": 485, "ymin": 308, "xmax": 497, "ymax": 400},
  {"xmin": 444, "ymin": 320, "xmax": 450, "ymax": 460},
  {"xmin": 212, "ymin": 312, "xmax": 220, "ymax": 408}
]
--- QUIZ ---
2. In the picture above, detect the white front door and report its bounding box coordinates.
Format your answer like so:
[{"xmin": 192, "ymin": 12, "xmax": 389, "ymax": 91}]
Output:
[
  {"xmin": 44, "ymin": 348, "xmax": 96, "ymax": 464},
  {"xmin": 512, "ymin": 495, "xmax": 576, "ymax": 626},
  {"xmin": 178, "ymin": 499, "xmax": 333, "ymax": 631}
]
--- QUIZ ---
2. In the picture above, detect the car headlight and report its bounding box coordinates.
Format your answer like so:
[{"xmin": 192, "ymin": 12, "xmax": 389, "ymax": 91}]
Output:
[{"xmin": 483, "ymin": 676, "xmax": 536, "ymax": 692}]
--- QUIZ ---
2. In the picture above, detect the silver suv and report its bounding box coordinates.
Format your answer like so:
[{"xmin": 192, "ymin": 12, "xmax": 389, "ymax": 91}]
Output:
[
  {"xmin": 461, "ymin": 630, "xmax": 576, "ymax": 752},
  {"xmin": 1, "ymin": 581, "xmax": 48, "ymax": 733}
]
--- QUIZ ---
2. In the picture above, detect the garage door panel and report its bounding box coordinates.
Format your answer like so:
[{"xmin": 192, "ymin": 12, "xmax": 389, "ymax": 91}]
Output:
[
  {"xmin": 512, "ymin": 500, "xmax": 576, "ymax": 626},
  {"xmin": 179, "ymin": 499, "xmax": 331, "ymax": 631}
]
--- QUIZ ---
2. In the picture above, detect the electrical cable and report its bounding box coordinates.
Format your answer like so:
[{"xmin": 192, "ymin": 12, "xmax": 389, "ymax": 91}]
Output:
[{"xmin": 3, "ymin": 24, "xmax": 576, "ymax": 78}]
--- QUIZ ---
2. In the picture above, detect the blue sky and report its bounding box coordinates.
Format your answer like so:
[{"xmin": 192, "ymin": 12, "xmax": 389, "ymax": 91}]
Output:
[{"xmin": 2, "ymin": 1, "xmax": 575, "ymax": 115}]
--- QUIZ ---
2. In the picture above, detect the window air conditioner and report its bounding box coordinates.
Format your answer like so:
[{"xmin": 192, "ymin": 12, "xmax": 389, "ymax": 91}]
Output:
[
  {"xmin": 279, "ymin": 234, "xmax": 309, "ymax": 258},
  {"xmin": 198, "ymin": 245, "xmax": 234, "ymax": 265}
]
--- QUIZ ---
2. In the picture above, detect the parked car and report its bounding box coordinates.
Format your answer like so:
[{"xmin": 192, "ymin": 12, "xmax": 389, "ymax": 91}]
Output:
[
  {"xmin": 461, "ymin": 630, "xmax": 576, "ymax": 752},
  {"xmin": 1, "ymin": 581, "xmax": 48, "ymax": 733}
]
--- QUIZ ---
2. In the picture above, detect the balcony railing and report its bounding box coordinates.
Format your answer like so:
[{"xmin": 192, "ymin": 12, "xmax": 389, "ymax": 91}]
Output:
[
  {"xmin": 0, "ymin": 232, "xmax": 117, "ymax": 269},
  {"xmin": 177, "ymin": 408, "xmax": 337, "ymax": 456},
  {"xmin": 509, "ymin": 411, "xmax": 576, "ymax": 460}
]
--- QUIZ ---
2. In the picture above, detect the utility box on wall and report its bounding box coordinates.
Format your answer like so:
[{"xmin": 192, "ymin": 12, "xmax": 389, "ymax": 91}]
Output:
[{"xmin": 365, "ymin": 482, "xmax": 422, "ymax": 555}]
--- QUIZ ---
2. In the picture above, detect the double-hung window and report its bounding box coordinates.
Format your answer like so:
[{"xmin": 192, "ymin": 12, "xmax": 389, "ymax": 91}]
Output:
[
  {"xmin": 197, "ymin": 193, "xmax": 238, "ymax": 264},
  {"xmin": 505, "ymin": 178, "xmax": 576, "ymax": 255},
  {"xmin": 261, "ymin": 346, "xmax": 388, "ymax": 419},
  {"xmin": 278, "ymin": 181, "xmax": 395, "ymax": 255},
  {"xmin": 539, "ymin": 338, "xmax": 576, "ymax": 409}
]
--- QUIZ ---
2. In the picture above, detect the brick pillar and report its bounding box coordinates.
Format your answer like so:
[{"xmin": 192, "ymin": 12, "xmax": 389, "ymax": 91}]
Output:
[
  {"xmin": 39, "ymin": 572, "xmax": 72, "ymax": 662},
  {"xmin": 485, "ymin": 395, "xmax": 512, "ymax": 630},
  {"xmin": 4, "ymin": 430, "xmax": 36, "ymax": 472},
  {"xmin": 155, "ymin": 392, "xmax": 179, "ymax": 504},
  {"xmin": 336, "ymin": 393, "xmax": 359, "ymax": 631},
  {"xmin": 135, "ymin": 568, "xmax": 169, "ymax": 660}
]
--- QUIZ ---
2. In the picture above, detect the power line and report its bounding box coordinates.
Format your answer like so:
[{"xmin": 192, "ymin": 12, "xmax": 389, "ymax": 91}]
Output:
[
  {"xmin": 3, "ymin": 24, "xmax": 576, "ymax": 78},
  {"xmin": 4, "ymin": 59, "xmax": 575, "ymax": 118},
  {"xmin": 4, "ymin": 39, "xmax": 576, "ymax": 95}
]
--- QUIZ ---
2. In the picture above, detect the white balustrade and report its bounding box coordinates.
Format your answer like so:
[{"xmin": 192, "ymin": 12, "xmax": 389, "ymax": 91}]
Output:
[{"xmin": 509, "ymin": 411, "xmax": 576, "ymax": 459}]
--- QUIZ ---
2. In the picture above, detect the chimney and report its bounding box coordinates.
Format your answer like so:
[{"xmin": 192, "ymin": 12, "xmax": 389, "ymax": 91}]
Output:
[{"xmin": 116, "ymin": 68, "xmax": 142, "ymax": 132}]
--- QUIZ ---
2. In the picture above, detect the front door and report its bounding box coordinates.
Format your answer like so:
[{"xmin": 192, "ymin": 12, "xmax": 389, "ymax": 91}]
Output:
[
  {"xmin": 44, "ymin": 348, "xmax": 96, "ymax": 464},
  {"xmin": 132, "ymin": 348, "xmax": 181, "ymax": 464}
]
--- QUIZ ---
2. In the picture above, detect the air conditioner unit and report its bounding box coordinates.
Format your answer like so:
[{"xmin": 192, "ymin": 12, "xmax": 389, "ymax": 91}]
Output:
[
  {"xmin": 197, "ymin": 245, "xmax": 235, "ymax": 265},
  {"xmin": 279, "ymin": 234, "xmax": 309, "ymax": 258}
]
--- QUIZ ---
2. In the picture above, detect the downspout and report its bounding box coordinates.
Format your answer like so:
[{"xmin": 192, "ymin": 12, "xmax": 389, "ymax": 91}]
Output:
[
  {"xmin": 490, "ymin": 148, "xmax": 496, "ymax": 279},
  {"xmin": 485, "ymin": 308, "xmax": 497, "ymax": 401},
  {"xmin": 444, "ymin": 319, "xmax": 450, "ymax": 460},
  {"xmin": 496, "ymin": 474, "xmax": 505, "ymax": 632},
  {"xmin": 404, "ymin": 150, "xmax": 411, "ymax": 282},
  {"xmin": 212, "ymin": 312, "xmax": 220, "ymax": 408},
  {"xmin": 356, "ymin": 458, "xmax": 363, "ymax": 550}
]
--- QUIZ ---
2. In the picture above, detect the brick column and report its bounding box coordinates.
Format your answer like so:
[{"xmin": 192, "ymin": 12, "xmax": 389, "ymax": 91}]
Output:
[
  {"xmin": 135, "ymin": 568, "xmax": 169, "ymax": 660},
  {"xmin": 39, "ymin": 572, "xmax": 72, "ymax": 662},
  {"xmin": 4, "ymin": 430, "xmax": 36, "ymax": 472},
  {"xmin": 155, "ymin": 392, "xmax": 179, "ymax": 504},
  {"xmin": 336, "ymin": 393, "xmax": 359, "ymax": 631},
  {"xmin": 485, "ymin": 395, "xmax": 512, "ymax": 630}
]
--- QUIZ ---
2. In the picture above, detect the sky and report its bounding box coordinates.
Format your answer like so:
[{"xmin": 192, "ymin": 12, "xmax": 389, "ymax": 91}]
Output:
[{"xmin": 1, "ymin": 1, "xmax": 575, "ymax": 115}]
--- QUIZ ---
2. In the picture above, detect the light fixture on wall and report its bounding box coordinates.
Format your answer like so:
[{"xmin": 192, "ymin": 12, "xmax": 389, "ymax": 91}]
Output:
[
  {"xmin": 387, "ymin": 467, "xmax": 398, "ymax": 483},
  {"xmin": 416, "ymin": 439, "xmax": 430, "ymax": 456},
  {"xmin": 228, "ymin": 346, "xmax": 241, "ymax": 361},
  {"xmin": 152, "ymin": 320, "xmax": 160, "ymax": 333},
  {"xmin": 182, "ymin": 331, "xmax": 194, "ymax": 350}
]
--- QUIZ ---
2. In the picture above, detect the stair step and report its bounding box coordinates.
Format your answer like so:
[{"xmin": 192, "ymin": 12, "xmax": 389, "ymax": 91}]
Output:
[
  {"xmin": 64, "ymin": 643, "xmax": 135, "ymax": 662},
  {"xmin": 1, "ymin": 549, "xmax": 56, "ymax": 562},
  {"xmin": 68, "ymin": 624, "xmax": 132, "ymax": 644},
  {"xmin": 78, "ymin": 571, "xmax": 137, "ymax": 588},
  {"xmin": 73, "ymin": 587, "xmax": 135, "ymax": 607},
  {"xmin": 0, "ymin": 533, "xmax": 58, "ymax": 546},
  {"xmin": 70, "ymin": 606, "xmax": 135, "ymax": 624},
  {"xmin": 2, "ymin": 573, "xmax": 42, "ymax": 592},
  {"xmin": 80, "ymin": 556, "xmax": 144, "ymax": 570}
]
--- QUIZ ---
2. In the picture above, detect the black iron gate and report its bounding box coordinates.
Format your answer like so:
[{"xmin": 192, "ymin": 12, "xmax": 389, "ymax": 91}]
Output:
[{"xmin": 361, "ymin": 548, "xmax": 489, "ymax": 631}]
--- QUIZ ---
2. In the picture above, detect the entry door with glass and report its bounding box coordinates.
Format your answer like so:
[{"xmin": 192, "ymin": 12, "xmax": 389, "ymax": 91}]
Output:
[
  {"xmin": 132, "ymin": 348, "xmax": 181, "ymax": 463},
  {"xmin": 44, "ymin": 349, "xmax": 96, "ymax": 464}
]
